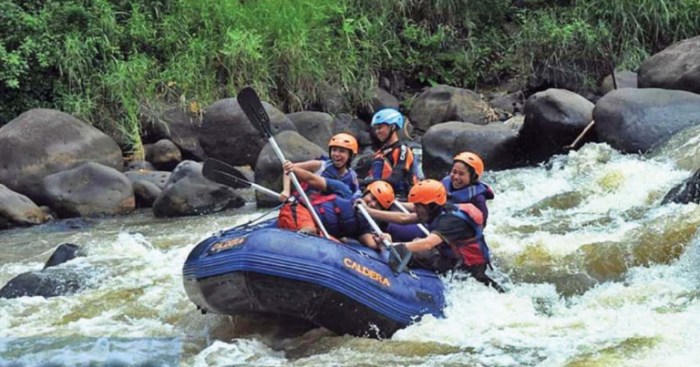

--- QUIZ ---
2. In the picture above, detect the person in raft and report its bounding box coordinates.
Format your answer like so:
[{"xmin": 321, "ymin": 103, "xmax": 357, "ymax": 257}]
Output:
[
  {"xmin": 398, "ymin": 151, "xmax": 495, "ymax": 226},
  {"xmin": 278, "ymin": 160, "xmax": 395, "ymax": 250},
  {"xmin": 283, "ymin": 133, "xmax": 361, "ymax": 196},
  {"xmin": 363, "ymin": 108, "xmax": 420, "ymax": 200},
  {"xmin": 362, "ymin": 179, "xmax": 504, "ymax": 292}
]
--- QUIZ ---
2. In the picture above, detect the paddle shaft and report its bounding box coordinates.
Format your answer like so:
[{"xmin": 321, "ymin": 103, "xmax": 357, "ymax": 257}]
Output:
[
  {"xmin": 251, "ymin": 182, "xmax": 286, "ymax": 199},
  {"xmin": 392, "ymin": 201, "xmax": 430, "ymax": 236},
  {"xmin": 266, "ymin": 134, "xmax": 331, "ymax": 239},
  {"xmin": 356, "ymin": 202, "xmax": 406, "ymax": 266},
  {"xmin": 236, "ymin": 87, "xmax": 330, "ymax": 238}
]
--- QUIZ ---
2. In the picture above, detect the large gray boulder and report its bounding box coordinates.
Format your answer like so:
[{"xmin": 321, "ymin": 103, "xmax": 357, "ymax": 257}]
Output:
[
  {"xmin": 42, "ymin": 162, "xmax": 135, "ymax": 218},
  {"xmin": 145, "ymin": 139, "xmax": 182, "ymax": 171},
  {"xmin": 594, "ymin": 88, "xmax": 700, "ymax": 153},
  {"xmin": 0, "ymin": 109, "xmax": 122, "ymax": 203},
  {"xmin": 0, "ymin": 244, "xmax": 85, "ymax": 299},
  {"xmin": 519, "ymin": 89, "xmax": 595, "ymax": 163},
  {"xmin": 638, "ymin": 35, "xmax": 700, "ymax": 94},
  {"xmin": 0, "ymin": 184, "xmax": 50, "ymax": 229},
  {"xmin": 198, "ymin": 98, "xmax": 297, "ymax": 168},
  {"xmin": 409, "ymin": 85, "xmax": 493, "ymax": 133},
  {"xmin": 152, "ymin": 160, "xmax": 245, "ymax": 217},
  {"xmin": 421, "ymin": 121, "xmax": 521, "ymax": 179},
  {"xmin": 600, "ymin": 70, "xmax": 638, "ymax": 95},
  {"xmin": 287, "ymin": 111, "xmax": 334, "ymax": 149},
  {"xmin": 254, "ymin": 131, "xmax": 325, "ymax": 207}
]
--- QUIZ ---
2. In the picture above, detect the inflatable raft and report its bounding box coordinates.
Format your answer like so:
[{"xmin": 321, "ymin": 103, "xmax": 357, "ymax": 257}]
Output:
[{"xmin": 182, "ymin": 220, "xmax": 445, "ymax": 338}]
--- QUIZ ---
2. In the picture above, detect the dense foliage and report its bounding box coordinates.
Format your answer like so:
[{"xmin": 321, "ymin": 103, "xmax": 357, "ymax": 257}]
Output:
[{"xmin": 2, "ymin": 0, "xmax": 699, "ymax": 154}]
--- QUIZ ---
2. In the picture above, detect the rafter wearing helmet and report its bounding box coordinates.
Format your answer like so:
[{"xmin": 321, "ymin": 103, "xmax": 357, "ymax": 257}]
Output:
[
  {"xmin": 360, "ymin": 179, "xmax": 504, "ymax": 292},
  {"xmin": 441, "ymin": 152, "xmax": 495, "ymax": 226},
  {"xmin": 365, "ymin": 108, "xmax": 421, "ymax": 200}
]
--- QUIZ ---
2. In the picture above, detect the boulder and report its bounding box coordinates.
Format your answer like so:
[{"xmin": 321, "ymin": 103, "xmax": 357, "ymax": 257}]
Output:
[
  {"xmin": 317, "ymin": 82, "xmax": 347, "ymax": 114},
  {"xmin": 198, "ymin": 98, "xmax": 297, "ymax": 168},
  {"xmin": 152, "ymin": 107, "xmax": 206, "ymax": 160},
  {"xmin": 152, "ymin": 160, "xmax": 245, "ymax": 217},
  {"xmin": 0, "ymin": 109, "xmax": 122, "ymax": 203},
  {"xmin": 0, "ymin": 244, "xmax": 85, "ymax": 299},
  {"xmin": 661, "ymin": 168, "xmax": 700, "ymax": 205},
  {"xmin": 638, "ymin": 35, "xmax": 700, "ymax": 94},
  {"xmin": 145, "ymin": 139, "xmax": 182, "ymax": 171},
  {"xmin": 0, "ymin": 184, "xmax": 49, "ymax": 229},
  {"xmin": 254, "ymin": 131, "xmax": 325, "ymax": 207},
  {"xmin": 600, "ymin": 70, "xmax": 638, "ymax": 95},
  {"xmin": 519, "ymin": 89, "xmax": 595, "ymax": 163},
  {"xmin": 124, "ymin": 170, "xmax": 171, "ymax": 190},
  {"xmin": 421, "ymin": 121, "xmax": 521, "ymax": 179},
  {"xmin": 287, "ymin": 111, "xmax": 334, "ymax": 149},
  {"xmin": 332, "ymin": 114, "xmax": 372, "ymax": 148},
  {"xmin": 594, "ymin": 88, "xmax": 700, "ymax": 153},
  {"xmin": 42, "ymin": 162, "xmax": 135, "ymax": 218},
  {"xmin": 132, "ymin": 180, "xmax": 161, "ymax": 208},
  {"xmin": 409, "ymin": 85, "xmax": 493, "ymax": 133}
]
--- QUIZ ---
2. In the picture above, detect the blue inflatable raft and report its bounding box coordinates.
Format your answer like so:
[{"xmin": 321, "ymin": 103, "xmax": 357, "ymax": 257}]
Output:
[{"xmin": 182, "ymin": 220, "xmax": 445, "ymax": 338}]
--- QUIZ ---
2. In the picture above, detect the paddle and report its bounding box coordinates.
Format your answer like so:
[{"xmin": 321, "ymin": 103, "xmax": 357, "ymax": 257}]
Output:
[
  {"xmin": 356, "ymin": 202, "xmax": 412, "ymax": 274},
  {"xmin": 392, "ymin": 201, "xmax": 430, "ymax": 236},
  {"xmin": 236, "ymin": 87, "xmax": 331, "ymax": 239},
  {"xmin": 202, "ymin": 158, "xmax": 290, "ymax": 200}
]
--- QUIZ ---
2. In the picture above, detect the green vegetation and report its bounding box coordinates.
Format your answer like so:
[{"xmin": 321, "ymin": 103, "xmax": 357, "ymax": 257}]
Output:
[{"xmin": 2, "ymin": 0, "xmax": 699, "ymax": 156}]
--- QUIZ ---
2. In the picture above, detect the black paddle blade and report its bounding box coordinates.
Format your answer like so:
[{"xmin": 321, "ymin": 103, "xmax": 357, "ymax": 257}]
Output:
[
  {"xmin": 237, "ymin": 87, "xmax": 272, "ymax": 138},
  {"xmin": 202, "ymin": 159, "xmax": 250, "ymax": 189}
]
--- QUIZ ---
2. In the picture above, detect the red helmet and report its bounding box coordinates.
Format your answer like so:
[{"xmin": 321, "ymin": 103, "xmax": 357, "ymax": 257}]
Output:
[
  {"xmin": 408, "ymin": 179, "xmax": 447, "ymax": 206},
  {"xmin": 328, "ymin": 133, "xmax": 358, "ymax": 155},
  {"xmin": 453, "ymin": 152, "xmax": 484, "ymax": 179},
  {"xmin": 365, "ymin": 180, "xmax": 395, "ymax": 209}
]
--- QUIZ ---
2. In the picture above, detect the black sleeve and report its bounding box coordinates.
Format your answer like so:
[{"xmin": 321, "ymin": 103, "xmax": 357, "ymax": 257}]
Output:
[{"xmin": 431, "ymin": 213, "xmax": 477, "ymax": 244}]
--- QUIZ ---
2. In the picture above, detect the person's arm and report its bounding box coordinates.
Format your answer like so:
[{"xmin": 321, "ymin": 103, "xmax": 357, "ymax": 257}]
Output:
[
  {"xmin": 280, "ymin": 171, "xmax": 291, "ymax": 202},
  {"xmin": 363, "ymin": 205, "xmax": 418, "ymax": 224},
  {"xmin": 284, "ymin": 161, "xmax": 328, "ymax": 191},
  {"xmin": 401, "ymin": 233, "xmax": 443, "ymax": 253},
  {"xmin": 358, "ymin": 233, "xmax": 380, "ymax": 250},
  {"xmin": 295, "ymin": 159, "xmax": 324, "ymax": 173},
  {"xmin": 395, "ymin": 201, "xmax": 415, "ymax": 211}
]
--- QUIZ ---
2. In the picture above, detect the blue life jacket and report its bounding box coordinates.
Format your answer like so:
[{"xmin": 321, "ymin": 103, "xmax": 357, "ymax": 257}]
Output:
[
  {"xmin": 313, "ymin": 195, "xmax": 360, "ymax": 239},
  {"xmin": 320, "ymin": 157, "xmax": 360, "ymax": 196},
  {"xmin": 441, "ymin": 177, "xmax": 494, "ymax": 204}
]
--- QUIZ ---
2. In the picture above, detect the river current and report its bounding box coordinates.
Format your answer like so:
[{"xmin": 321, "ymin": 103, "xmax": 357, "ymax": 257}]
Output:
[{"xmin": 1, "ymin": 143, "xmax": 699, "ymax": 366}]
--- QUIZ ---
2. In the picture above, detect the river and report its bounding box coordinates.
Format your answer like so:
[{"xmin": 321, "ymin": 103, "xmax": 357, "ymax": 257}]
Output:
[{"xmin": 1, "ymin": 143, "xmax": 699, "ymax": 366}]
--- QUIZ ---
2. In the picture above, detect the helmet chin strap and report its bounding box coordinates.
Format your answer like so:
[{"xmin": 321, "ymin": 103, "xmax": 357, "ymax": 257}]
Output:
[{"xmin": 378, "ymin": 125, "xmax": 398, "ymax": 146}]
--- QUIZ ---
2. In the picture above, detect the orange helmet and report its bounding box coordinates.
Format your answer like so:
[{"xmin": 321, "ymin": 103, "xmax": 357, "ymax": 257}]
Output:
[
  {"xmin": 365, "ymin": 180, "xmax": 395, "ymax": 209},
  {"xmin": 328, "ymin": 133, "xmax": 358, "ymax": 155},
  {"xmin": 453, "ymin": 152, "xmax": 484, "ymax": 179},
  {"xmin": 408, "ymin": 179, "xmax": 447, "ymax": 206}
]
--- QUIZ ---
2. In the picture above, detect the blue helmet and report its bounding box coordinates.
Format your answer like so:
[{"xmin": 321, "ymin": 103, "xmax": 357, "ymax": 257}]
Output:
[{"xmin": 371, "ymin": 108, "xmax": 404, "ymax": 129}]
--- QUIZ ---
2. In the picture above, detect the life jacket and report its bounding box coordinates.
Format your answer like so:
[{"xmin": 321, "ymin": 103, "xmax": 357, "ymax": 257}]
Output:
[
  {"xmin": 441, "ymin": 177, "xmax": 495, "ymax": 204},
  {"xmin": 310, "ymin": 194, "xmax": 359, "ymax": 239},
  {"xmin": 320, "ymin": 159, "xmax": 360, "ymax": 195},
  {"xmin": 429, "ymin": 203, "xmax": 491, "ymax": 267},
  {"xmin": 369, "ymin": 143, "xmax": 419, "ymax": 197}
]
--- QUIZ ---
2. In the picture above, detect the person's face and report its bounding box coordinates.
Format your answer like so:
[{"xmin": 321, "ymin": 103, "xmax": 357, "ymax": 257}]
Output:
[
  {"xmin": 363, "ymin": 192, "xmax": 381, "ymax": 209},
  {"xmin": 373, "ymin": 124, "xmax": 391, "ymax": 142},
  {"xmin": 450, "ymin": 161, "xmax": 471, "ymax": 189},
  {"xmin": 330, "ymin": 147, "xmax": 351, "ymax": 168},
  {"xmin": 414, "ymin": 203, "xmax": 432, "ymax": 223}
]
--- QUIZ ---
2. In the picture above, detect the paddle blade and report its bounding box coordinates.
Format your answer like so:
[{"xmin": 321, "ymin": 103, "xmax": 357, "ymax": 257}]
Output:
[
  {"xmin": 237, "ymin": 87, "xmax": 272, "ymax": 138},
  {"xmin": 202, "ymin": 159, "xmax": 250, "ymax": 189}
]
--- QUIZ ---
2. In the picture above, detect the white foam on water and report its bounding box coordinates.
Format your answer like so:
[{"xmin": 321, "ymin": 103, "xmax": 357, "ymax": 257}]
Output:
[{"xmin": 191, "ymin": 339, "xmax": 286, "ymax": 367}]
